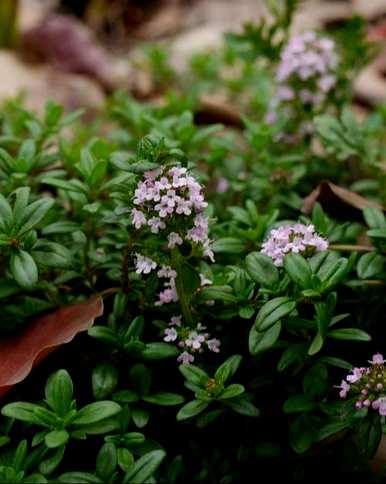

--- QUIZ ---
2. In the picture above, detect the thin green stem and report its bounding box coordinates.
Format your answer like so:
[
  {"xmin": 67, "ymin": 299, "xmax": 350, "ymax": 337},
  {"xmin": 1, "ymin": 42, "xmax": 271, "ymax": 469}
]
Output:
[
  {"xmin": 329, "ymin": 244, "xmax": 375, "ymax": 253},
  {"xmin": 171, "ymin": 248, "xmax": 193, "ymax": 326}
]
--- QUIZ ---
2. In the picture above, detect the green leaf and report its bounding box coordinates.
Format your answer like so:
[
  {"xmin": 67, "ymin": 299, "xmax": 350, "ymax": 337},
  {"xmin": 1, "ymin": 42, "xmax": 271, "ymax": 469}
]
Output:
[
  {"xmin": 245, "ymin": 252, "xmax": 279, "ymax": 288},
  {"xmin": 120, "ymin": 432, "xmax": 144, "ymax": 448},
  {"xmin": 124, "ymin": 316, "xmax": 144, "ymax": 340},
  {"xmin": 117, "ymin": 448, "xmax": 134, "ymax": 473},
  {"xmin": 17, "ymin": 198, "xmax": 54, "ymax": 235},
  {"xmin": 44, "ymin": 430, "xmax": 69, "ymax": 449},
  {"xmin": 88, "ymin": 326, "xmax": 120, "ymax": 346},
  {"xmin": 39, "ymin": 445, "xmax": 65, "ymax": 476},
  {"xmin": 357, "ymin": 413, "xmax": 382, "ymax": 458},
  {"xmin": 78, "ymin": 418, "xmax": 120, "ymax": 436},
  {"xmin": 309, "ymin": 251, "xmax": 339, "ymax": 276},
  {"xmin": 112, "ymin": 390, "xmax": 140, "ymax": 404},
  {"xmin": 319, "ymin": 258, "xmax": 349, "ymax": 289},
  {"xmin": 33, "ymin": 242, "xmax": 72, "ymax": 269},
  {"xmin": 179, "ymin": 364, "xmax": 209, "ymax": 386},
  {"xmin": 42, "ymin": 177, "xmax": 87, "ymax": 194},
  {"xmin": 357, "ymin": 252, "xmax": 384, "ymax": 279},
  {"xmin": 367, "ymin": 228, "xmax": 386, "ymax": 240},
  {"xmin": 33, "ymin": 407, "xmax": 59, "ymax": 426},
  {"xmin": 317, "ymin": 421, "xmax": 349, "ymax": 442},
  {"xmin": 308, "ymin": 332, "xmax": 324, "ymax": 356},
  {"xmin": 45, "ymin": 369, "xmax": 73, "ymax": 417},
  {"xmin": 42, "ymin": 221, "xmax": 81, "ymax": 235},
  {"xmin": 196, "ymin": 409, "xmax": 223, "ymax": 428},
  {"xmin": 140, "ymin": 343, "xmax": 179, "ymax": 360},
  {"xmin": 223, "ymin": 396, "xmax": 260, "ymax": 417},
  {"xmin": 96, "ymin": 443, "xmax": 117, "ymax": 481},
  {"xmin": 199, "ymin": 285, "xmax": 238, "ymax": 303},
  {"xmin": 176, "ymin": 400, "xmax": 210, "ymax": 421},
  {"xmin": 130, "ymin": 364, "xmax": 151, "ymax": 396},
  {"xmin": 215, "ymin": 355, "xmax": 242, "ymax": 384},
  {"xmin": 57, "ymin": 472, "xmax": 102, "ymax": 483},
  {"xmin": 0, "ymin": 193, "xmax": 13, "ymax": 230},
  {"xmin": 219, "ymin": 384, "xmax": 245, "ymax": 400},
  {"xmin": 142, "ymin": 393, "xmax": 185, "ymax": 406},
  {"xmin": 283, "ymin": 395, "xmax": 316, "ymax": 414},
  {"xmin": 122, "ymin": 161, "xmax": 159, "ymax": 174},
  {"xmin": 10, "ymin": 251, "xmax": 38, "ymax": 289},
  {"xmin": 131, "ymin": 408, "xmax": 149, "ymax": 428},
  {"xmin": 284, "ymin": 253, "xmax": 312, "ymax": 289},
  {"xmin": 13, "ymin": 439, "xmax": 27, "ymax": 472},
  {"xmin": 12, "ymin": 187, "xmax": 30, "ymax": 226},
  {"xmin": 316, "ymin": 356, "xmax": 353, "ymax": 370},
  {"xmin": 123, "ymin": 450, "xmax": 166, "ymax": 484},
  {"xmin": 328, "ymin": 328, "xmax": 371, "ymax": 342},
  {"xmin": 178, "ymin": 262, "xmax": 201, "ymax": 294},
  {"xmin": 277, "ymin": 344, "xmax": 306, "ymax": 372},
  {"xmin": 72, "ymin": 402, "xmax": 121, "ymax": 425},
  {"xmin": 249, "ymin": 321, "xmax": 281, "ymax": 355},
  {"xmin": 92, "ymin": 363, "xmax": 119, "ymax": 400},
  {"xmin": 239, "ymin": 306, "xmax": 255, "ymax": 319},
  {"xmin": 255, "ymin": 297, "xmax": 296, "ymax": 331},
  {"xmin": 289, "ymin": 415, "xmax": 315, "ymax": 454},
  {"xmin": 2, "ymin": 402, "xmax": 42, "ymax": 425},
  {"xmin": 212, "ymin": 238, "xmax": 247, "ymax": 254},
  {"xmin": 312, "ymin": 202, "xmax": 329, "ymax": 235},
  {"xmin": 363, "ymin": 207, "xmax": 386, "ymax": 229}
]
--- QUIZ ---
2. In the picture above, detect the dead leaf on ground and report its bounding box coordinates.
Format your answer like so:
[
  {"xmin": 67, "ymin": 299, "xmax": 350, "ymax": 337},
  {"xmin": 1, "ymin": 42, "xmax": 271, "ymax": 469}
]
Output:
[
  {"xmin": 195, "ymin": 94, "xmax": 243, "ymax": 127},
  {"xmin": 0, "ymin": 295, "xmax": 103, "ymax": 398},
  {"xmin": 302, "ymin": 180, "xmax": 383, "ymax": 219},
  {"xmin": 133, "ymin": 3, "xmax": 184, "ymax": 40}
]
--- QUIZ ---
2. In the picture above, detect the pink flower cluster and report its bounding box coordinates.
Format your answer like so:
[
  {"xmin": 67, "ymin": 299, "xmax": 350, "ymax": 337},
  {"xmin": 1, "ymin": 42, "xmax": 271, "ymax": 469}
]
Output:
[
  {"xmin": 131, "ymin": 166, "xmax": 214, "ymax": 261},
  {"xmin": 337, "ymin": 353, "xmax": 386, "ymax": 416},
  {"xmin": 134, "ymin": 255, "xmax": 212, "ymax": 307},
  {"xmin": 133, "ymin": 255, "xmax": 177, "ymax": 305},
  {"xmin": 276, "ymin": 31, "xmax": 338, "ymax": 107},
  {"xmin": 261, "ymin": 223, "xmax": 328, "ymax": 267},
  {"xmin": 163, "ymin": 315, "xmax": 221, "ymax": 364}
]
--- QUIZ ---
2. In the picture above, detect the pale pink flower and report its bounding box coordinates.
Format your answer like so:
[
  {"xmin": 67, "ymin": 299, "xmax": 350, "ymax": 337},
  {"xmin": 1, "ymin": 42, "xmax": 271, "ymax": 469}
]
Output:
[
  {"xmin": 148, "ymin": 217, "xmax": 166, "ymax": 234},
  {"xmin": 177, "ymin": 351, "xmax": 195, "ymax": 365},
  {"xmin": 207, "ymin": 338, "xmax": 221, "ymax": 353},
  {"xmin": 216, "ymin": 177, "xmax": 230, "ymax": 193},
  {"xmin": 168, "ymin": 232, "xmax": 183, "ymax": 249},
  {"xmin": 170, "ymin": 315, "xmax": 182, "ymax": 326},
  {"xmin": 369, "ymin": 353, "xmax": 385, "ymax": 365},
  {"xmin": 134, "ymin": 253, "xmax": 157, "ymax": 274},
  {"xmin": 346, "ymin": 368, "xmax": 364, "ymax": 384},
  {"xmin": 337, "ymin": 380, "xmax": 350, "ymax": 398},
  {"xmin": 164, "ymin": 327, "xmax": 178, "ymax": 342},
  {"xmin": 131, "ymin": 208, "xmax": 147, "ymax": 229}
]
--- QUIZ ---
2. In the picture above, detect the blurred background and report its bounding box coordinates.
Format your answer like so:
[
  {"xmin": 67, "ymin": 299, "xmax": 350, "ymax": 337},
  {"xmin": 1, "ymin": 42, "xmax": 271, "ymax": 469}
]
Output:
[{"xmin": 1, "ymin": 0, "xmax": 386, "ymax": 113}]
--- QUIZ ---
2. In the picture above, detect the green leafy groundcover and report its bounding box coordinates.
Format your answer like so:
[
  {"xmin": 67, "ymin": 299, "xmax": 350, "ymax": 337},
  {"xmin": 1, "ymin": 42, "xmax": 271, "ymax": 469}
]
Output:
[{"xmin": 1, "ymin": 1, "xmax": 386, "ymax": 481}]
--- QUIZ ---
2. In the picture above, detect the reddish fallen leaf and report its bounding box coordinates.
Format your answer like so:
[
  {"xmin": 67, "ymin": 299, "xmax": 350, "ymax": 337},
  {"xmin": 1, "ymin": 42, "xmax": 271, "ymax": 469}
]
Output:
[
  {"xmin": 0, "ymin": 296, "xmax": 103, "ymax": 398},
  {"xmin": 302, "ymin": 181, "xmax": 383, "ymax": 219}
]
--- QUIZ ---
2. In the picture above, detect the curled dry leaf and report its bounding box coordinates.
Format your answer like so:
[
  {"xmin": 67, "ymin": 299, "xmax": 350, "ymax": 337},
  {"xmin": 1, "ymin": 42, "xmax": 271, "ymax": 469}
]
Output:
[
  {"xmin": 0, "ymin": 296, "xmax": 103, "ymax": 398},
  {"xmin": 302, "ymin": 180, "xmax": 383, "ymax": 219},
  {"xmin": 195, "ymin": 94, "xmax": 243, "ymax": 128}
]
